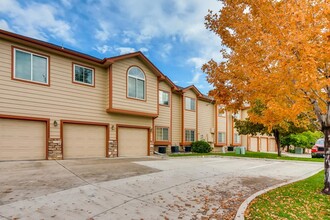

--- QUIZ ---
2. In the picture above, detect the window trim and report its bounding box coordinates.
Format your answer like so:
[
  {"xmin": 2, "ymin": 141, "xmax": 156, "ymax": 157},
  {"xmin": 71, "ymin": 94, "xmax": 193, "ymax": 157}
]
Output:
[
  {"xmin": 72, "ymin": 63, "xmax": 95, "ymax": 87},
  {"xmin": 155, "ymin": 126, "xmax": 170, "ymax": 142},
  {"xmin": 159, "ymin": 90, "xmax": 170, "ymax": 107},
  {"xmin": 126, "ymin": 65, "xmax": 147, "ymax": 101},
  {"xmin": 12, "ymin": 46, "xmax": 50, "ymax": 86},
  {"xmin": 185, "ymin": 129, "xmax": 196, "ymax": 142},
  {"xmin": 185, "ymin": 96, "xmax": 196, "ymax": 111},
  {"xmin": 217, "ymin": 132, "xmax": 226, "ymax": 144}
]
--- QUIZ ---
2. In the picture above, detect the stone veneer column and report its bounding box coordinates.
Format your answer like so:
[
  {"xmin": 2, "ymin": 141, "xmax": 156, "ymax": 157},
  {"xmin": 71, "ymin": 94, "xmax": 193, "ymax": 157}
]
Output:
[
  {"xmin": 108, "ymin": 140, "xmax": 118, "ymax": 157},
  {"xmin": 48, "ymin": 138, "xmax": 62, "ymax": 160}
]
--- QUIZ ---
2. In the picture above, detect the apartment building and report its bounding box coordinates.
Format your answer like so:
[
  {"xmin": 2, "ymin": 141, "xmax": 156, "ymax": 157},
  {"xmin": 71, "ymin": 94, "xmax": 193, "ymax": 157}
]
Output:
[{"xmin": 0, "ymin": 29, "xmax": 276, "ymax": 161}]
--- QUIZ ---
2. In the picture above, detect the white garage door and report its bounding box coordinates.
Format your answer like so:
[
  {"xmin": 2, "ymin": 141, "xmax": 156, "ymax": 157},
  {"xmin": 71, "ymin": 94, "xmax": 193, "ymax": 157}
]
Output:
[
  {"xmin": 63, "ymin": 123, "xmax": 106, "ymax": 159},
  {"xmin": 260, "ymin": 138, "xmax": 268, "ymax": 152},
  {"xmin": 0, "ymin": 118, "xmax": 46, "ymax": 160},
  {"xmin": 249, "ymin": 137, "xmax": 258, "ymax": 152},
  {"xmin": 118, "ymin": 127, "xmax": 148, "ymax": 157}
]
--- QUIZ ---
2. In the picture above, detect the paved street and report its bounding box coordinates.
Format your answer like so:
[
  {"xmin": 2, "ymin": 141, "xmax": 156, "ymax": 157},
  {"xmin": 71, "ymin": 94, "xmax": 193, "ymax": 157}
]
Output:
[{"xmin": 0, "ymin": 157, "xmax": 322, "ymax": 220}]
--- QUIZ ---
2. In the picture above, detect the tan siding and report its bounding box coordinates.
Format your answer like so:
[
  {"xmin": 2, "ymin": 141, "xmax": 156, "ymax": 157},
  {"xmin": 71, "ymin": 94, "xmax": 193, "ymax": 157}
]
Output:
[
  {"xmin": 198, "ymin": 100, "xmax": 214, "ymax": 143},
  {"xmin": 242, "ymin": 109, "xmax": 248, "ymax": 119},
  {"xmin": 227, "ymin": 115, "xmax": 233, "ymax": 145},
  {"xmin": 0, "ymin": 39, "xmax": 109, "ymax": 138},
  {"xmin": 155, "ymin": 82, "xmax": 171, "ymax": 128},
  {"xmin": 111, "ymin": 58, "xmax": 158, "ymax": 114},
  {"xmin": 184, "ymin": 110, "xmax": 196, "ymax": 129},
  {"xmin": 109, "ymin": 114, "xmax": 152, "ymax": 140},
  {"xmin": 217, "ymin": 117, "xmax": 226, "ymax": 132},
  {"xmin": 171, "ymin": 93, "xmax": 181, "ymax": 145}
]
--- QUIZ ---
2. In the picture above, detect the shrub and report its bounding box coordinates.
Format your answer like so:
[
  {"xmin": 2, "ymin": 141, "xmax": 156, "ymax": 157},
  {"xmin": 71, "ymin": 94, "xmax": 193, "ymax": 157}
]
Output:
[{"xmin": 191, "ymin": 140, "xmax": 212, "ymax": 153}]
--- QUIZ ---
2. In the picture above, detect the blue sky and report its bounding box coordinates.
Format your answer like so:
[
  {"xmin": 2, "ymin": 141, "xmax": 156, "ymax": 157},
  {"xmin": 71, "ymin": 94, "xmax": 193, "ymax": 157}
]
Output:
[{"xmin": 0, "ymin": 0, "xmax": 223, "ymax": 94}]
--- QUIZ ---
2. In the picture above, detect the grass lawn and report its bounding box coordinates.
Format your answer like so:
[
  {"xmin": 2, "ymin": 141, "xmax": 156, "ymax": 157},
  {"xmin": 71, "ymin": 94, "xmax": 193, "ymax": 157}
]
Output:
[
  {"xmin": 245, "ymin": 171, "xmax": 330, "ymax": 220},
  {"xmin": 169, "ymin": 151, "xmax": 324, "ymax": 162}
]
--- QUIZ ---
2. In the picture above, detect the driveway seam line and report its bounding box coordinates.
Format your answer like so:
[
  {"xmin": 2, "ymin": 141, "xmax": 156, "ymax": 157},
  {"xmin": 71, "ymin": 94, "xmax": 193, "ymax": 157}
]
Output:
[{"xmin": 54, "ymin": 160, "xmax": 90, "ymax": 185}]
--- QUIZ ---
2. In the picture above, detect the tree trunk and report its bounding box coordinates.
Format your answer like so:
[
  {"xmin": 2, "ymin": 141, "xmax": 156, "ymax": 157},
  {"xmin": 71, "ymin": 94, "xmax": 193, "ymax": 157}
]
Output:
[
  {"xmin": 322, "ymin": 127, "xmax": 330, "ymax": 195},
  {"xmin": 273, "ymin": 129, "xmax": 281, "ymax": 157}
]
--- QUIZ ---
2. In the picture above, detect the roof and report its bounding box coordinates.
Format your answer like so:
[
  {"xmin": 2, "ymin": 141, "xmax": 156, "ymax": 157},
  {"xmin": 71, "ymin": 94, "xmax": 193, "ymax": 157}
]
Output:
[
  {"xmin": 0, "ymin": 29, "xmax": 106, "ymax": 64},
  {"xmin": 107, "ymin": 51, "xmax": 165, "ymax": 77}
]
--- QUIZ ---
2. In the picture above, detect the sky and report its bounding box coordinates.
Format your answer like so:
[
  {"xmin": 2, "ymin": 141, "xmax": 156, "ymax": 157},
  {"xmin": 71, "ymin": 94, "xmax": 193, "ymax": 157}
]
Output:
[{"xmin": 0, "ymin": 0, "xmax": 223, "ymax": 94}]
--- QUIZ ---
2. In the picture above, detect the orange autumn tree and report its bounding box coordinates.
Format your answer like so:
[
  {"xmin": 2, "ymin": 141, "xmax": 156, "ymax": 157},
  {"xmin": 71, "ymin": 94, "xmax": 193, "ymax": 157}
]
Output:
[{"xmin": 203, "ymin": 0, "xmax": 330, "ymax": 194}]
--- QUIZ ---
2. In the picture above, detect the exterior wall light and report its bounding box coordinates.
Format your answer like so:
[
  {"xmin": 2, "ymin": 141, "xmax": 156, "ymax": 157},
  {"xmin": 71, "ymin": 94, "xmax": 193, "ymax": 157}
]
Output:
[{"xmin": 53, "ymin": 120, "xmax": 58, "ymax": 127}]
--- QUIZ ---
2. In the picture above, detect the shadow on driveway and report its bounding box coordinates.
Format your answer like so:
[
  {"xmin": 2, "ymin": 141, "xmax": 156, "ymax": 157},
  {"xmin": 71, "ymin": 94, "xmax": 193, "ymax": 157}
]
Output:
[{"xmin": 0, "ymin": 157, "xmax": 161, "ymax": 205}]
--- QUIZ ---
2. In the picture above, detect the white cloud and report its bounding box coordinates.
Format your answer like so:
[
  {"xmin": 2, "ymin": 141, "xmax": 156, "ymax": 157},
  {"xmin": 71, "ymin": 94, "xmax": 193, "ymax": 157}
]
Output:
[
  {"xmin": 160, "ymin": 43, "xmax": 173, "ymax": 58},
  {"xmin": 115, "ymin": 47, "xmax": 136, "ymax": 54},
  {"xmin": 188, "ymin": 72, "xmax": 202, "ymax": 84},
  {"xmin": 0, "ymin": 19, "xmax": 12, "ymax": 32},
  {"xmin": 94, "ymin": 45, "xmax": 112, "ymax": 54},
  {"xmin": 139, "ymin": 47, "xmax": 149, "ymax": 53},
  {"xmin": 95, "ymin": 21, "xmax": 114, "ymax": 42},
  {"xmin": 60, "ymin": 0, "xmax": 73, "ymax": 8},
  {"xmin": 0, "ymin": 0, "xmax": 75, "ymax": 44},
  {"xmin": 188, "ymin": 57, "xmax": 208, "ymax": 69}
]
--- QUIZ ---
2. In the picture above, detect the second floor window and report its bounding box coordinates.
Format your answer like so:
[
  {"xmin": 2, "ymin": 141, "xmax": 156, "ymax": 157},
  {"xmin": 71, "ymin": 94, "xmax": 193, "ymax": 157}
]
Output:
[
  {"xmin": 74, "ymin": 64, "xmax": 94, "ymax": 86},
  {"xmin": 159, "ymin": 90, "xmax": 169, "ymax": 106},
  {"xmin": 14, "ymin": 48, "xmax": 49, "ymax": 84},
  {"xmin": 185, "ymin": 129, "xmax": 195, "ymax": 142},
  {"xmin": 156, "ymin": 127, "xmax": 169, "ymax": 141},
  {"xmin": 185, "ymin": 97, "xmax": 196, "ymax": 111},
  {"xmin": 128, "ymin": 67, "xmax": 145, "ymax": 100}
]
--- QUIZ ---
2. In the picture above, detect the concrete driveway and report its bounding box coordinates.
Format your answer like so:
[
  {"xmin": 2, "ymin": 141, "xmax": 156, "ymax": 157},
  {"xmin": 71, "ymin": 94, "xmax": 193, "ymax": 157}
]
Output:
[{"xmin": 0, "ymin": 157, "xmax": 322, "ymax": 220}]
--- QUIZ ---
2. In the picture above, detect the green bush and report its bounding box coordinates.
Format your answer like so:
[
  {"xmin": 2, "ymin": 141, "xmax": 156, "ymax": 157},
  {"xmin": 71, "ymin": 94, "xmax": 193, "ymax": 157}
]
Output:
[{"xmin": 191, "ymin": 140, "xmax": 212, "ymax": 153}]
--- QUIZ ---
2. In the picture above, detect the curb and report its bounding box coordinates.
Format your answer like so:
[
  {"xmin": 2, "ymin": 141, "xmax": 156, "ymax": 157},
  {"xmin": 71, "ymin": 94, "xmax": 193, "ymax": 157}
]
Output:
[{"xmin": 234, "ymin": 168, "xmax": 324, "ymax": 220}]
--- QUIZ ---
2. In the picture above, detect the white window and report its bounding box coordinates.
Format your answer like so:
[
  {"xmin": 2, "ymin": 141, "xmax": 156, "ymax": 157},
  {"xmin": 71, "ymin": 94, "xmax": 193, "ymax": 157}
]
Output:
[
  {"xmin": 156, "ymin": 127, "xmax": 169, "ymax": 141},
  {"xmin": 234, "ymin": 133, "xmax": 241, "ymax": 144},
  {"xmin": 73, "ymin": 64, "xmax": 94, "ymax": 86},
  {"xmin": 218, "ymin": 132, "xmax": 226, "ymax": 143},
  {"xmin": 185, "ymin": 97, "xmax": 196, "ymax": 111},
  {"xmin": 128, "ymin": 67, "xmax": 145, "ymax": 100},
  {"xmin": 14, "ymin": 48, "xmax": 49, "ymax": 84},
  {"xmin": 185, "ymin": 129, "xmax": 195, "ymax": 142},
  {"xmin": 159, "ymin": 90, "xmax": 169, "ymax": 106}
]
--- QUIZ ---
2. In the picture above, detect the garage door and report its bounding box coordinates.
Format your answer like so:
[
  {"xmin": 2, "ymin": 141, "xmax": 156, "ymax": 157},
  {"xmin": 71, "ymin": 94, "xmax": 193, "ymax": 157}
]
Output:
[
  {"xmin": 0, "ymin": 118, "xmax": 46, "ymax": 160},
  {"xmin": 249, "ymin": 137, "xmax": 258, "ymax": 152},
  {"xmin": 260, "ymin": 138, "xmax": 268, "ymax": 152},
  {"xmin": 63, "ymin": 123, "xmax": 106, "ymax": 159},
  {"xmin": 118, "ymin": 127, "xmax": 148, "ymax": 157},
  {"xmin": 269, "ymin": 138, "xmax": 276, "ymax": 152}
]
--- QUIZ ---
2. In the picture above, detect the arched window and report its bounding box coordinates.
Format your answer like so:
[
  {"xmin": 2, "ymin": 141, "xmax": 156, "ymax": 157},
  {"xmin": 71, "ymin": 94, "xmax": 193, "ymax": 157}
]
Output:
[{"xmin": 127, "ymin": 66, "xmax": 145, "ymax": 100}]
